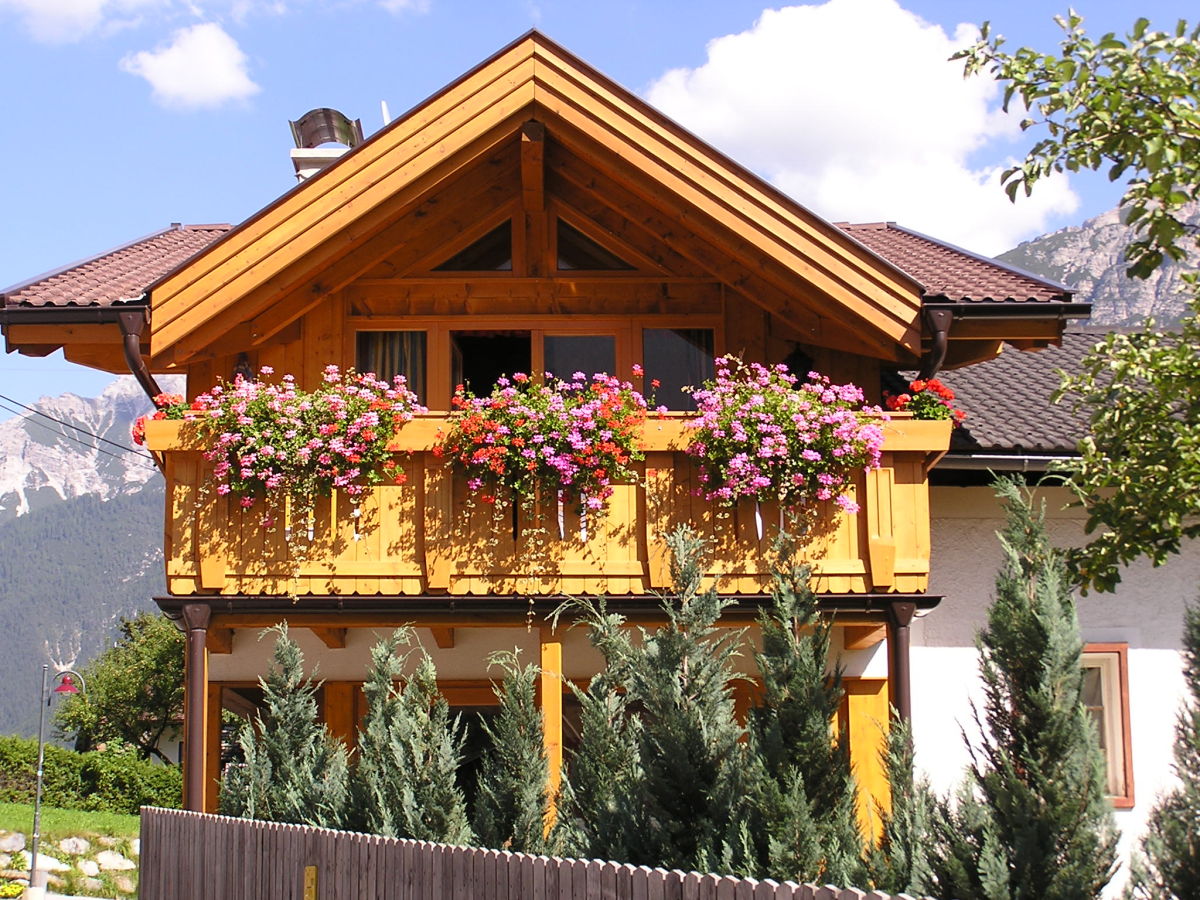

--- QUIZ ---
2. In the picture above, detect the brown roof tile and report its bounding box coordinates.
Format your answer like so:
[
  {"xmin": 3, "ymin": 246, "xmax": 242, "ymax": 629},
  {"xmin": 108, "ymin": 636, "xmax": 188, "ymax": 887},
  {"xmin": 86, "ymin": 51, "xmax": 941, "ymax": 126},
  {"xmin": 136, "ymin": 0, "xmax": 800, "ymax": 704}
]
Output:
[
  {"xmin": 1, "ymin": 224, "xmax": 230, "ymax": 308},
  {"xmin": 887, "ymin": 332, "xmax": 1102, "ymax": 453},
  {"xmin": 840, "ymin": 221, "xmax": 1075, "ymax": 304}
]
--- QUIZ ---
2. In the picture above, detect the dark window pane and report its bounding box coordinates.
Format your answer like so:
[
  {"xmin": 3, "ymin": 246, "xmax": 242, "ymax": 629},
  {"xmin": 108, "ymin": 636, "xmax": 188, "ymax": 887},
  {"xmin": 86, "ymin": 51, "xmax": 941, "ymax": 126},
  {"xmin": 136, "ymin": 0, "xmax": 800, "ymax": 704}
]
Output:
[
  {"xmin": 451, "ymin": 331, "xmax": 532, "ymax": 396},
  {"xmin": 556, "ymin": 220, "xmax": 633, "ymax": 271},
  {"xmin": 544, "ymin": 335, "xmax": 616, "ymax": 381},
  {"xmin": 434, "ymin": 221, "xmax": 513, "ymax": 271},
  {"xmin": 355, "ymin": 331, "xmax": 427, "ymax": 403},
  {"xmin": 643, "ymin": 328, "xmax": 714, "ymax": 411}
]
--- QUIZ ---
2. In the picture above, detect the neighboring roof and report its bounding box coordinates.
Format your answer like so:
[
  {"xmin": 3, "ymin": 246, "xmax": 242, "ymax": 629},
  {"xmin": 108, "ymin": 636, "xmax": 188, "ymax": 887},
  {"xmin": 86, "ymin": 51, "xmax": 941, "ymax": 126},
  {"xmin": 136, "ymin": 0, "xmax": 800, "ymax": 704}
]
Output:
[
  {"xmin": 1, "ymin": 224, "xmax": 230, "ymax": 309},
  {"xmin": 888, "ymin": 333, "xmax": 1101, "ymax": 454},
  {"xmin": 840, "ymin": 221, "xmax": 1076, "ymax": 305}
]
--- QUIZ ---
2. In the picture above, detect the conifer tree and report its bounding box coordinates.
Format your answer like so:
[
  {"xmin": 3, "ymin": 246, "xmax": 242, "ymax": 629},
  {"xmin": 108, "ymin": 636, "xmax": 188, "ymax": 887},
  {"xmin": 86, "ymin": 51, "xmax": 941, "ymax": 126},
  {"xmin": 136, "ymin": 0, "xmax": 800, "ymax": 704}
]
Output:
[
  {"xmin": 219, "ymin": 625, "xmax": 350, "ymax": 828},
  {"xmin": 745, "ymin": 549, "xmax": 865, "ymax": 886},
  {"xmin": 354, "ymin": 629, "xmax": 472, "ymax": 843},
  {"xmin": 1127, "ymin": 602, "xmax": 1200, "ymax": 899},
  {"xmin": 472, "ymin": 650, "xmax": 555, "ymax": 854},
  {"xmin": 926, "ymin": 478, "xmax": 1117, "ymax": 900},
  {"xmin": 866, "ymin": 714, "xmax": 932, "ymax": 895},
  {"xmin": 562, "ymin": 526, "xmax": 753, "ymax": 873},
  {"xmin": 556, "ymin": 671, "xmax": 642, "ymax": 862}
]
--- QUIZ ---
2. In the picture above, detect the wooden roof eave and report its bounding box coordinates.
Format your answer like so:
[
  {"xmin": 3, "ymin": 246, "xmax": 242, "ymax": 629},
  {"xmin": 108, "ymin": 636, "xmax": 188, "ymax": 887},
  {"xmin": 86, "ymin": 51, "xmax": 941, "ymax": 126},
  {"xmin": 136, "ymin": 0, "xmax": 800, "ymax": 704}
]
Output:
[{"xmin": 147, "ymin": 31, "xmax": 926, "ymax": 363}]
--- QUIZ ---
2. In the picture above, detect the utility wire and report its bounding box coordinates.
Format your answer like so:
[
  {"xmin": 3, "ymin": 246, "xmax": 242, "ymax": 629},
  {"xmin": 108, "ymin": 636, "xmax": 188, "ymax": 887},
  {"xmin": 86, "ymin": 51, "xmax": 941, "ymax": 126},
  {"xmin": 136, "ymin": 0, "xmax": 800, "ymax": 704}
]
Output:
[
  {"xmin": 0, "ymin": 398, "xmax": 159, "ymax": 472},
  {"xmin": 0, "ymin": 391, "xmax": 151, "ymax": 457}
]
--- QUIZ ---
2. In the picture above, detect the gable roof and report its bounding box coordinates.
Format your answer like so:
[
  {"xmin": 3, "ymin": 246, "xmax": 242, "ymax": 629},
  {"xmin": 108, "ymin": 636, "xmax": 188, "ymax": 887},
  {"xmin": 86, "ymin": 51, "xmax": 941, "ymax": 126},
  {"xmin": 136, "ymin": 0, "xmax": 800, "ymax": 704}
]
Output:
[
  {"xmin": 1, "ymin": 225, "xmax": 231, "ymax": 309},
  {"xmin": 840, "ymin": 222, "xmax": 1076, "ymax": 305},
  {"xmin": 144, "ymin": 30, "xmax": 930, "ymax": 366}
]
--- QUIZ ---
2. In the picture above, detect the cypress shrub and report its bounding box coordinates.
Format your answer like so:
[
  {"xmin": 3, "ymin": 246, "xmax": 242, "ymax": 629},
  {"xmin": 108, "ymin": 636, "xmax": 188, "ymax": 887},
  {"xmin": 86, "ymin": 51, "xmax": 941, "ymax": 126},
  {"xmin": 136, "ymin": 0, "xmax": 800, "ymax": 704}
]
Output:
[
  {"xmin": 926, "ymin": 478, "xmax": 1117, "ymax": 900},
  {"xmin": 355, "ymin": 630, "xmax": 472, "ymax": 843},
  {"xmin": 1127, "ymin": 602, "xmax": 1200, "ymax": 898},
  {"xmin": 219, "ymin": 625, "xmax": 350, "ymax": 828}
]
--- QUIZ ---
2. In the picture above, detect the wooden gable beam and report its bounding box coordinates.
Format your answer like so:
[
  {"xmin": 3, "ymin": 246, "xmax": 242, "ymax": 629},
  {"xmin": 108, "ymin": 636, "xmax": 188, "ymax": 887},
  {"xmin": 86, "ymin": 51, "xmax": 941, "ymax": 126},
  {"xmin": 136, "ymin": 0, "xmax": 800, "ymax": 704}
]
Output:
[
  {"xmin": 159, "ymin": 135, "xmax": 523, "ymax": 365},
  {"xmin": 521, "ymin": 120, "xmax": 548, "ymax": 277},
  {"xmin": 429, "ymin": 627, "xmax": 455, "ymax": 649},
  {"xmin": 547, "ymin": 147, "xmax": 905, "ymax": 361},
  {"xmin": 310, "ymin": 627, "xmax": 348, "ymax": 649}
]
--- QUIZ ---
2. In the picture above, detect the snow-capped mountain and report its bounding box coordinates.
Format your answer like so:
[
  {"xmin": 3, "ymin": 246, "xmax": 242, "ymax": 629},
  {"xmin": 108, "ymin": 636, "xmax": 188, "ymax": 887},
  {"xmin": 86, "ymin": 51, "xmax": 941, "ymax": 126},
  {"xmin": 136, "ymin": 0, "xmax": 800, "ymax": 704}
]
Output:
[{"xmin": 0, "ymin": 376, "xmax": 181, "ymax": 518}]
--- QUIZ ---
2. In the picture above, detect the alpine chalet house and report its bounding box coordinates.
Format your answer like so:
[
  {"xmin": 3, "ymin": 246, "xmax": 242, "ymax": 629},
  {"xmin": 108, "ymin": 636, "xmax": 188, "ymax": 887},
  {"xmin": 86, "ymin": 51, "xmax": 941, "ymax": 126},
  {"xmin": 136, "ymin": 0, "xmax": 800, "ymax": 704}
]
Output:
[{"xmin": 0, "ymin": 33, "xmax": 1085, "ymax": 819}]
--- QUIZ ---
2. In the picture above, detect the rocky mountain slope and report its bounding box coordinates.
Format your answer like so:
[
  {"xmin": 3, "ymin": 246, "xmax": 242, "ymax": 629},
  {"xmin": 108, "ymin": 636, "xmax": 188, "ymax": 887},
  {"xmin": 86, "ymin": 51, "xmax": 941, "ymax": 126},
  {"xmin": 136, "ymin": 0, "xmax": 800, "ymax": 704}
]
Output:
[
  {"xmin": 997, "ymin": 201, "xmax": 1200, "ymax": 327},
  {"xmin": 0, "ymin": 378, "xmax": 169, "ymax": 519}
]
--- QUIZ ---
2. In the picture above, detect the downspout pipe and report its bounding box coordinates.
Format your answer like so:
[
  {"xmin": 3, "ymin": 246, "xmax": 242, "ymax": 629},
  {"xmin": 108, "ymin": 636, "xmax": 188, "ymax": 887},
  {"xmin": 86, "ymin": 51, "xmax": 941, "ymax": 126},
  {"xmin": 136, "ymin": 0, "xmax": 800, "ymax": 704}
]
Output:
[
  {"xmin": 116, "ymin": 304, "xmax": 163, "ymax": 403},
  {"xmin": 918, "ymin": 307, "xmax": 953, "ymax": 380}
]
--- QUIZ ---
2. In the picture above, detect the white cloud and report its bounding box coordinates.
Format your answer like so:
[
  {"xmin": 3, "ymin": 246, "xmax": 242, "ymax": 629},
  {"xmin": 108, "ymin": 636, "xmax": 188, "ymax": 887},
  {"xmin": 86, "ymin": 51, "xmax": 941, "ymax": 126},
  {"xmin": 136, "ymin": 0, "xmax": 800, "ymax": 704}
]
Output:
[
  {"xmin": 378, "ymin": 0, "xmax": 430, "ymax": 13},
  {"xmin": 120, "ymin": 22, "xmax": 260, "ymax": 109},
  {"xmin": 645, "ymin": 0, "xmax": 1078, "ymax": 255},
  {"xmin": 0, "ymin": 0, "xmax": 165, "ymax": 43}
]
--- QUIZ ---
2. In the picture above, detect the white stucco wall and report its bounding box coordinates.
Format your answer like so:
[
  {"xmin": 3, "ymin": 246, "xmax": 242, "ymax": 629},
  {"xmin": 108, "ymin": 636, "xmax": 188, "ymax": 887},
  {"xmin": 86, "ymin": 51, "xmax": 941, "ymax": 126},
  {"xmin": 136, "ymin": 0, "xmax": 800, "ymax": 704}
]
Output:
[{"xmin": 916, "ymin": 484, "xmax": 1199, "ymax": 884}]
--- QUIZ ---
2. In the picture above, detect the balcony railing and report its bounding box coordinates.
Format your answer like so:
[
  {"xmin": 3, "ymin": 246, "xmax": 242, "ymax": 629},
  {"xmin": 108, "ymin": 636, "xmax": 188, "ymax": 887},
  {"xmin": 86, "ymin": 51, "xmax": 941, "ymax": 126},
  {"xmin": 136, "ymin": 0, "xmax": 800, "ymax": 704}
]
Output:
[{"xmin": 144, "ymin": 414, "xmax": 950, "ymax": 597}]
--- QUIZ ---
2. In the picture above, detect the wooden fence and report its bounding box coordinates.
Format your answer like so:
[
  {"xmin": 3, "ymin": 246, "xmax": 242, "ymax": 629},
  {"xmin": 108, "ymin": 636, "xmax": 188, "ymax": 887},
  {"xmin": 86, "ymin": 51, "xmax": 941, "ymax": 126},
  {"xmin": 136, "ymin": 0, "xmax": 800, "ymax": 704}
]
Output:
[{"xmin": 140, "ymin": 807, "xmax": 933, "ymax": 900}]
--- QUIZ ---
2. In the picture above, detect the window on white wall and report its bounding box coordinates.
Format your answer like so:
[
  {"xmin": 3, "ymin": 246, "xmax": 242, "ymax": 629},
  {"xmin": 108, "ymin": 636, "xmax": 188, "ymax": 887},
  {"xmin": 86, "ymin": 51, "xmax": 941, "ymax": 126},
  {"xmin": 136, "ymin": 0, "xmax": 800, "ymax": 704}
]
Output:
[{"xmin": 1082, "ymin": 643, "xmax": 1133, "ymax": 808}]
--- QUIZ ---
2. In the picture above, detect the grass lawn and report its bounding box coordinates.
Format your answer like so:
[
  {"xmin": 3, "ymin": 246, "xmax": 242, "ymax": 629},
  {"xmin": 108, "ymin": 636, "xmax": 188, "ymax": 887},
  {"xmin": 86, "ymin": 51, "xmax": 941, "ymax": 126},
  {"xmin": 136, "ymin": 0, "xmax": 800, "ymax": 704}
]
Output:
[{"xmin": 0, "ymin": 802, "xmax": 139, "ymax": 840}]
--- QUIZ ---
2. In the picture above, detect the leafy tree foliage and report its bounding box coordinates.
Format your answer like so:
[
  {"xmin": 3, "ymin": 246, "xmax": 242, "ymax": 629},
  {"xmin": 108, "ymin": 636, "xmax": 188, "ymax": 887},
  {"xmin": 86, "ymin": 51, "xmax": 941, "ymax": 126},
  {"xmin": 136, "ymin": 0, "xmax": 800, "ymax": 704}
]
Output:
[
  {"xmin": 471, "ymin": 650, "xmax": 555, "ymax": 854},
  {"xmin": 926, "ymin": 479, "xmax": 1117, "ymax": 900},
  {"xmin": 867, "ymin": 714, "xmax": 932, "ymax": 895},
  {"xmin": 745, "ymin": 549, "xmax": 864, "ymax": 886},
  {"xmin": 55, "ymin": 612, "xmax": 183, "ymax": 763},
  {"xmin": 561, "ymin": 526, "xmax": 754, "ymax": 873},
  {"xmin": 959, "ymin": 13, "xmax": 1200, "ymax": 592},
  {"xmin": 219, "ymin": 625, "xmax": 350, "ymax": 828},
  {"xmin": 354, "ymin": 629, "xmax": 472, "ymax": 843},
  {"xmin": 957, "ymin": 13, "xmax": 1199, "ymax": 278},
  {"xmin": 1127, "ymin": 603, "xmax": 1200, "ymax": 898}
]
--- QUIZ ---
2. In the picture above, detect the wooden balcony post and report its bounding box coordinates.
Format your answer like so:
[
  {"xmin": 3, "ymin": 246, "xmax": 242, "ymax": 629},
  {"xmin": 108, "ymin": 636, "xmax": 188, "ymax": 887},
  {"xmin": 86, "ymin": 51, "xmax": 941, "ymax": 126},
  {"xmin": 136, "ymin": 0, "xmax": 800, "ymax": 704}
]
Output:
[
  {"xmin": 180, "ymin": 603, "xmax": 211, "ymax": 812},
  {"xmin": 539, "ymin": 625, "xmax": 563, "ymax": 831}
]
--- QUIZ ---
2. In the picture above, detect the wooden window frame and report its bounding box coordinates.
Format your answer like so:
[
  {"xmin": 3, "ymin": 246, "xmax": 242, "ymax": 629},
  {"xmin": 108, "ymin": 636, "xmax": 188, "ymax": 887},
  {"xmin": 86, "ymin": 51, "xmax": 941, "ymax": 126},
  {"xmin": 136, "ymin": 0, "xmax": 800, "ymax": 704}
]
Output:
[
  {"xmin": 347, "ymin": 315, "xmax": 723, "ymax": 411},
  {"xmin": 1083, "ymin": 642, "xmax": 1134, "ymax": 809}
]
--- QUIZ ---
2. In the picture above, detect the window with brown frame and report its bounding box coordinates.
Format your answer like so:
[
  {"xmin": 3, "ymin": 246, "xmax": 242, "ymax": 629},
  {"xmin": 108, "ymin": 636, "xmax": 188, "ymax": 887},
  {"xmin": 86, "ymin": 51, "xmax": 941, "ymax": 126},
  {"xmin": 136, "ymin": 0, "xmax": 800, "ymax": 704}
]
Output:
[
  {"xmin": 355, "ymin": 330, "xmax": 428, "ymax": 403},
  {"xmin": 1082, "ymin": 643, "xmax": 1134, "ymax": 808}
]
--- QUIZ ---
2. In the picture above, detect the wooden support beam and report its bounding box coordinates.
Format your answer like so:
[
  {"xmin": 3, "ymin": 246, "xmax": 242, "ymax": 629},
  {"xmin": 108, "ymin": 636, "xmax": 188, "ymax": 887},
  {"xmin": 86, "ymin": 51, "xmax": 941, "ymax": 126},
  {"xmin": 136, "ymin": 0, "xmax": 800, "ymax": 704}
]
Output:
[
  {"xmin": 310, "ymin": 626, "xmax": 347, "ymax": 649},
  {"xmin": 521, "ymin": 120, "xmax": 547, "ymax": 277},
  {"xmin": 323, "ymin": 682, "xmax": 357, "ymax": 749},
  {"xmin": 429, "ymin": 626, "xmax": 455, "ymax": 649},
  {"xmin": 539, "ymin": 625, "xmax": 564, "ymax": 831},
  {"xmin": 207, "ymin": 627, "xmax": 234, "ymax": 654},
  {"xmin": 205, "ymin": 684, "xmax": 223, "ymax": 814},
  {"xmin": 842, "ymin": 624, "xmax": 887, "ymax": 651}
]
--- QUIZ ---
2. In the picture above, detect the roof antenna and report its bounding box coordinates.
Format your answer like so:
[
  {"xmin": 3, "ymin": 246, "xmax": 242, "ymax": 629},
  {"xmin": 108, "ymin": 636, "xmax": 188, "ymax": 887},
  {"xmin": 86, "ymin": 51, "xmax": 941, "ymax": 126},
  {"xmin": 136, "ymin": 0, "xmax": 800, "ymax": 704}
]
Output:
[{"xmin": 381, "ymin": 100, "xmax": 392, "ymax": 126}]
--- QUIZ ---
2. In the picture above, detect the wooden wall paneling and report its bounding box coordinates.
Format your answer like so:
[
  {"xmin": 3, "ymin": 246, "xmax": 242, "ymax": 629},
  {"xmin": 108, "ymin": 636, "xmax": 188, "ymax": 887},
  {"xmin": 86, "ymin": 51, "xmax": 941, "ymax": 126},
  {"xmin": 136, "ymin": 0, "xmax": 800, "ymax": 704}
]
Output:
[
  {"xmin": 643, "ymin": 451, "xmax": 673, "ymax": 588},
  {"xmin": 423, "ymin": 456, "xmax": 452, "ymax": 590},
  {"xmin": 323, "ymin": 682, "xmax": 357, "ymax": 750},
  {"xmin": 865, "ymin": 465, "xmax": 896, "ymax": 591},
  {"xmin": 167, "ymin": 455, "xmax": 198, "ymax": 586}
]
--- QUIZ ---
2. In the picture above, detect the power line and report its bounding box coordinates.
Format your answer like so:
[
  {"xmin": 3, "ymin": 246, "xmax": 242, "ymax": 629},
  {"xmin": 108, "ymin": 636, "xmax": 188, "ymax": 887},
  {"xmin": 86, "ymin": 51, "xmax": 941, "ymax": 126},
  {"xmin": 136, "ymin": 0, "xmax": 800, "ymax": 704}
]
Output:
[
  {"xmin": 0, "ymin": 399, "xmax": 159, "ymax": 472},
  {"xmin": 0, "ymin": 391, "xmax": 150, "ymax": 457}
]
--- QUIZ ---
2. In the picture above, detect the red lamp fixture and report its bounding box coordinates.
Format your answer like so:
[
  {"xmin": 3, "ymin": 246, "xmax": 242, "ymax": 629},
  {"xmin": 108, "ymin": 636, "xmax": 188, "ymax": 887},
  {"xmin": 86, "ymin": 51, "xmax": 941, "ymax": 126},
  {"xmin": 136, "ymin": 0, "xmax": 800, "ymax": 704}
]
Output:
[{"xmin": 53, "ymin": 674, "xmax": 79, "ymax": 695}]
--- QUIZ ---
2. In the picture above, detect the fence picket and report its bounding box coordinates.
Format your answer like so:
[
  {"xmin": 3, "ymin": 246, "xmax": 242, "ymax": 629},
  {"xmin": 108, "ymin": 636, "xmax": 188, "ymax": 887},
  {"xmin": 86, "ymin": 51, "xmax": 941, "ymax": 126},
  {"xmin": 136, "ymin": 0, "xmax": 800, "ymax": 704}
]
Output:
[{"xmin": 137, "ymin": 809, "xmax": 935, "ymax": 900}]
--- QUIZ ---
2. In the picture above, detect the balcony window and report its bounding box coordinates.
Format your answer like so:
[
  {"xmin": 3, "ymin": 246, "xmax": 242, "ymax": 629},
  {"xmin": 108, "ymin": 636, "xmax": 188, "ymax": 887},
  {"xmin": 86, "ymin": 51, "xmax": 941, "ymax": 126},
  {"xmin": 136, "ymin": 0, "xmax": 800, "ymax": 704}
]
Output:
[
  {"xmin": 642, "ymin": 328, "xmax": 714, "ymax": 411},
  {"xmin": 544, "ymin": 335, "xmax": 616, "ymax": 382},
  {"xmin": 451, "ymin": 331, "xmax": 532, "ymax": 396},
  {"xmin": 356, "ymin": 330, "xmax": 427, "ymax": 403}
]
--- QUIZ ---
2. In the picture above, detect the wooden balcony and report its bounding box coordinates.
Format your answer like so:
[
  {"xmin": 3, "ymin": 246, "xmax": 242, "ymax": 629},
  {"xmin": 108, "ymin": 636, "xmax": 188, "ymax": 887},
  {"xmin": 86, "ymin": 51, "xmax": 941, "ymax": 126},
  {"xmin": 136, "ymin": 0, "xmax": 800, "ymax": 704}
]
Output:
[{"xmin": 144, "ymin": 414, "xmax": 950, "ymax": 598}]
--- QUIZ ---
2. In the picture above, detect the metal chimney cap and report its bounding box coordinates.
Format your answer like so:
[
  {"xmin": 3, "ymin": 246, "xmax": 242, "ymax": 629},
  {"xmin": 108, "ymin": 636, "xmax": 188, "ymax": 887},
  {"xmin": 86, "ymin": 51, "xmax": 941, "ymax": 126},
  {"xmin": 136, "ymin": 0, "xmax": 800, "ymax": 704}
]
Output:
[{"xmin": 289, "ymin": 108, "xmax": 364, "ymax": 149}]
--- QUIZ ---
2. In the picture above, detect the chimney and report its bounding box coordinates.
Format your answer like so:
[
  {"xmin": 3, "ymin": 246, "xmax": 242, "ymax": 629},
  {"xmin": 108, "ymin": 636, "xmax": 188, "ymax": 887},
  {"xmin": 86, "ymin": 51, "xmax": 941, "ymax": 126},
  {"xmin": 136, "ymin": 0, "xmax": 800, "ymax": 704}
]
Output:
[{"xmin": 288, "ymin": 108, "xmax": 365, "ymax": 181}]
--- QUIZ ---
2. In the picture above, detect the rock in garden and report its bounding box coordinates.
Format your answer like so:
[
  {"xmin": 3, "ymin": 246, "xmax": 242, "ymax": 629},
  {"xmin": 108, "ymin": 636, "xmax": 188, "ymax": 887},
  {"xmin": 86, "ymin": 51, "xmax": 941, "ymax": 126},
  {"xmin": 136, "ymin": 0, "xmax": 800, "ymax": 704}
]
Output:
[
  {"xmin": 114, "ymin": 874, "xmax": 137, "ymax": 894},
  {"xmin": 0, "ymin": 833, "xmax": 24, "ymax": 853},
  {"xmin": 34, "ymin": 854, "xmax": 69, "ymax": 872},
  {"xmin": 0, "ymin": 852, "xmax": 9, "ymax": 868},
  {"xmin": 95, "ymin": 850, "xmax": 136, "ymax": 871},
  {"xmin": 57, "ymin": 837, "xmax": 90, "ymax": 855},
  {"xmin": 130, "ymin": 838, "xmax": 140, "ymax": 856},
  {"xmin": 76, "ymin": 858, "xmax": 99, "ymax": 877},
  {"xmin": 81, "ymin": 876, "xmax": 104, "ymax": 892}
]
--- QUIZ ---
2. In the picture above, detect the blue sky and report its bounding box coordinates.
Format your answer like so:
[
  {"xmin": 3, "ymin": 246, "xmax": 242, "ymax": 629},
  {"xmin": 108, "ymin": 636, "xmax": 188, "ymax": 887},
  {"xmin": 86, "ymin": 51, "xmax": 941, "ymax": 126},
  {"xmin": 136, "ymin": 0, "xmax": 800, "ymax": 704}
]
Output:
[{"xmin": 0, "ymin": 0, "xmax": 1194, "ymax": 415}]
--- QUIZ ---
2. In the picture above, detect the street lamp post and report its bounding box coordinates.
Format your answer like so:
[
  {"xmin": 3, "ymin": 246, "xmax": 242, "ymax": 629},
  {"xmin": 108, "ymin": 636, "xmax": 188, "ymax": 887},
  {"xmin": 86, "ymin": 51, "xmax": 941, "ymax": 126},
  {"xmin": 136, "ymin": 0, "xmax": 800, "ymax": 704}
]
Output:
[{"xmin": 28, "ymin": 665, "xmax": 85, "ymax": 894}]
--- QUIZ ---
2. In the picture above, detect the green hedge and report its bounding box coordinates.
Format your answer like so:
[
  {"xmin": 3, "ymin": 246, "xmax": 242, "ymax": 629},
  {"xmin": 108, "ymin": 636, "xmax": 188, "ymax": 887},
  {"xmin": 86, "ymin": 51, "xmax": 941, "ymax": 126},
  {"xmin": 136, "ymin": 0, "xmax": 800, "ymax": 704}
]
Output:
[{"xmin": 0, "ymin": 735, "xmax": 181, "ymax": 814}]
